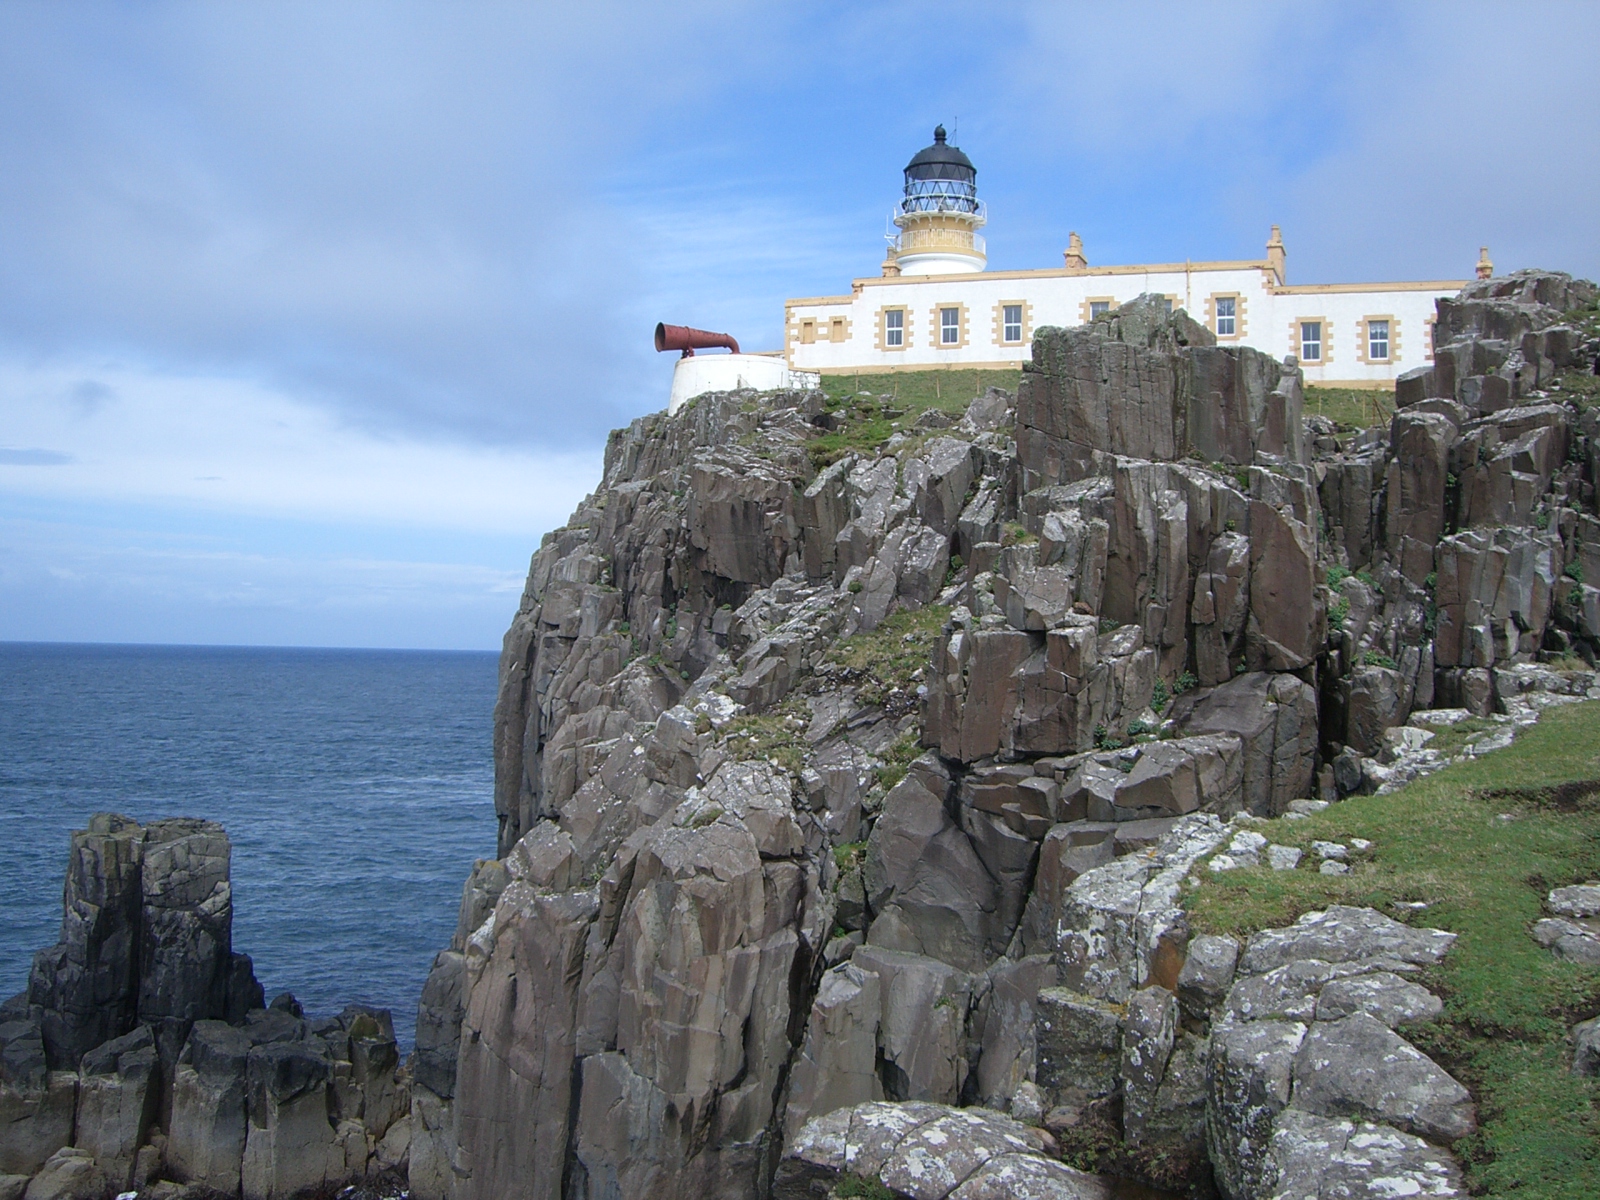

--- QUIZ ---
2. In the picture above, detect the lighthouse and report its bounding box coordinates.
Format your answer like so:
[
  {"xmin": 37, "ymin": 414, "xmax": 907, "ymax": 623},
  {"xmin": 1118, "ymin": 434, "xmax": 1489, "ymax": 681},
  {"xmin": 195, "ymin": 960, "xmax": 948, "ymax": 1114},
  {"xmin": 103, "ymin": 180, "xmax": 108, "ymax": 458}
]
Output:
[{"xmin": 886, "ymin": 125, "xmax": 987, "ymax": 276}]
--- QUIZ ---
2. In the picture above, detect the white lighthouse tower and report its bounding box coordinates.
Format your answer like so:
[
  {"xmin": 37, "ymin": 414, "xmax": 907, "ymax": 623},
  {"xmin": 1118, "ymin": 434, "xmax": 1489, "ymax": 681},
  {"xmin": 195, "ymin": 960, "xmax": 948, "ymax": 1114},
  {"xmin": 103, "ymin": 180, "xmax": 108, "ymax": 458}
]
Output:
[{"xmin": 886, "ymin": 125, "xmax": 987, "ymax": 277}]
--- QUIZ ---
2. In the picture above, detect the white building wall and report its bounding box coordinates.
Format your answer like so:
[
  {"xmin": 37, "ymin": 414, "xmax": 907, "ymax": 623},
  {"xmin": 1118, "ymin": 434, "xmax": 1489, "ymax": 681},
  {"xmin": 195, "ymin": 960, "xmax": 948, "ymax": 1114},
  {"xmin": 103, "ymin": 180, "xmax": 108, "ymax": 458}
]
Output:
[{"xmin": 785, "ymin": 262, "xmax": 1464, "ymax": 386}]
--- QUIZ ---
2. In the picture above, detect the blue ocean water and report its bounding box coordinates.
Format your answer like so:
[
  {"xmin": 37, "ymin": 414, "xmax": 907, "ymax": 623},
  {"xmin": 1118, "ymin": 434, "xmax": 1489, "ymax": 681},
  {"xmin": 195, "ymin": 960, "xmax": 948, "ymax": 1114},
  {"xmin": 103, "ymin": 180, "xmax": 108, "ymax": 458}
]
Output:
[{"xmin": 0, "ymin": 642, "xmax": 499, "ymax": 1049}]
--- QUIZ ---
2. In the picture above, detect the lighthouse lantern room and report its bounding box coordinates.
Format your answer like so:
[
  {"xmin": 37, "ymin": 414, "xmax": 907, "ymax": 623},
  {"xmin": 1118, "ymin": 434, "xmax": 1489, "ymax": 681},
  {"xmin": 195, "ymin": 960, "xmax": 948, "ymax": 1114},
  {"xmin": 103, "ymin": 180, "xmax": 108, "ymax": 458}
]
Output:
[{"xmin": 888, "ymin": 125, "xmax": 987, "ymax": 276}]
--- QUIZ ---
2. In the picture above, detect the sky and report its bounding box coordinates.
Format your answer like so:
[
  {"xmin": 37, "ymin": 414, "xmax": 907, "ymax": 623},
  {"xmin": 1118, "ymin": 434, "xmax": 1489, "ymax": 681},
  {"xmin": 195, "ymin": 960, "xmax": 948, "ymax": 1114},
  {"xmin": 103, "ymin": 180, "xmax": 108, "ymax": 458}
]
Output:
[{"xmin": 2, "ymin": 1, "xmax": 1598, "ymax": 651}]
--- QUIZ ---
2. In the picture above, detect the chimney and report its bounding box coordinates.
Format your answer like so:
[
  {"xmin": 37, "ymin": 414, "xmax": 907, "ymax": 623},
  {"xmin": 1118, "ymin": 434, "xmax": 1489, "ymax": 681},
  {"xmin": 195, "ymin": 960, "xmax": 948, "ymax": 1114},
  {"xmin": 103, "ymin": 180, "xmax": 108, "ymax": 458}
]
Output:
[
  {"xmin": 1266, "ymin": 225, "xmax": 1286, "ymax": 284},
  {"xmin": 1476, "ymin": 246, "xmax": 1494, "ymax": 280},
  {"xmin": 1063, "ymin": 231, "xmax": 1087, "ymax": 271}
]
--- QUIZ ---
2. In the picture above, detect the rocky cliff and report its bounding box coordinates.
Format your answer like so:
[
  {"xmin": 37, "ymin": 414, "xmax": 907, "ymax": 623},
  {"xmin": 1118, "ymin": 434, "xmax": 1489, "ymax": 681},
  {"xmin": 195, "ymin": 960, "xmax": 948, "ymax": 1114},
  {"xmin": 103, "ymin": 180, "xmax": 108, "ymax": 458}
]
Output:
[{"xmin": 400, "ymin": 270, "xmax": 1600, "ymax": 1200}]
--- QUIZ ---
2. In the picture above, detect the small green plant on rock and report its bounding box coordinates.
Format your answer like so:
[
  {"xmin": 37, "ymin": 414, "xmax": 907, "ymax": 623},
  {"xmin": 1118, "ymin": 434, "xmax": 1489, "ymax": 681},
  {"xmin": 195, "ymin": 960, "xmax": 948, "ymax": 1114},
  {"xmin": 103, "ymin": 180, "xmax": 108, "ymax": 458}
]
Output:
[
  {"xmin": 1173, "ymin": 671, "xmax": 1197, "ymax": 695},
  {"xmin": 833, "ymin": 1174, "xmax": 893, "ymax": 1200},
  {"xmin": 1362, "ymin": 649, "xmax": 1399, "ymax": 669},
  {"xmin": 1150, "ymin": 679, "xmax": 1170, "ymax": 713}
]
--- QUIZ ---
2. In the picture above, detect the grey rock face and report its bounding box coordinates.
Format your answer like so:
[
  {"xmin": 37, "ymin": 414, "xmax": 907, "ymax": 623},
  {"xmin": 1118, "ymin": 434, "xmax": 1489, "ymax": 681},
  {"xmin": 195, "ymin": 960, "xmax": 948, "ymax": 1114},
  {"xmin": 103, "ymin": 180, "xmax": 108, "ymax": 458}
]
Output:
[
  {"xmin": 1293, "ymin": 1014, "xmax": 1475, "ymax": 1142},
  {"xmin": 26, "ymin": 815, "xmax": 247, "ymax": 1071},
  {"xmin": 1572, "ymin": 1015, "xmax": 1600, "ymax": 1077},
  {"xmin": 167, "ymin": 1021, "xmax": 251, "ymax": 1193},
  {"xmin": 783, "ymin": 962, "xmax": 884, "ymax": 1138}
]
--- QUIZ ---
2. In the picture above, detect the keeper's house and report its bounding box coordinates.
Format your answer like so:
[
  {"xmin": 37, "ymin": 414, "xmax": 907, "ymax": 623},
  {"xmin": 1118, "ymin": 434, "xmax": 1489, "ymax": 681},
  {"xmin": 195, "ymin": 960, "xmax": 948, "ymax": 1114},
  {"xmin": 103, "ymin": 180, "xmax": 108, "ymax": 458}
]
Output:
[{"xmin": 785, "ymin": 126, "xmax": 1486, "ymax": 388}]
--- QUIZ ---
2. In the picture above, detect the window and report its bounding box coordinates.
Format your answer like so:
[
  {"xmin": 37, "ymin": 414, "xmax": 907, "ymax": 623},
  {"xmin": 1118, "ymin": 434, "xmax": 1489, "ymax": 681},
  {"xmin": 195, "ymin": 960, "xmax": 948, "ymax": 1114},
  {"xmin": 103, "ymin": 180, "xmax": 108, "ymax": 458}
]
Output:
[
  {"xmin": 941, "ymin": 307, "xmax": 961, "ymax": 345},
  {"xmin": 1002, "ymin": 304, "xmax": 1023, "ymax": 343},
  {"xmin": 1368, "ymin": 319, "xmax": 1390, "ymax": 361},
  {"xmin": 829, "ymin": 317, "xmax": 846, "ymax": 343},
  {"xmin": 1161, "ymin": 297, "xmax": 1174, "ymax": 316},
  {"xmin": 1089, "ymin": 300, "xmax": 1111, "ymax": 319},
  {"xmin": 1215, "ymin": 296, "xmax": 1236, "ymax": 337},
  {"xmin": 1300, "ymin": 321, "xmax": 1322, "ymax": 362},
  {"xmin": 799, "ymin": 319, "xmax": 816, "ymax": 345},
  {"xmin": 884, "ymin": 309, "xmax": 904, "ymax": 348}
]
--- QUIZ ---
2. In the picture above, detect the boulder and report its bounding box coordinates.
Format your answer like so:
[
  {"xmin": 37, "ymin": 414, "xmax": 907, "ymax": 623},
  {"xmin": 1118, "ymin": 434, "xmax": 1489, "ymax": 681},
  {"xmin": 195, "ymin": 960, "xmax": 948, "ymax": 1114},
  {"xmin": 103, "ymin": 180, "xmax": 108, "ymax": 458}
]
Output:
[
  {"xmin": 1056, "ymin": 816, "xmax": 1230, "ymax": 1003},
  {"xmin": 864, "ymin": 756, "xmax": 1003, "ymax": 971},
  {"xmin": 1238, "ymin": 907, "xmax": 1455, "ymax": 975},
  {"xmin": 1110, "ymin": 735, "xmax": 1243, "ymax": 819},
  {"xmin": 1206, "ymin": 1018, "xmax": 1306, "ymax": 1200},
  {"xmin": 1572, "ymin": 1015, "xmax": 1600, "ymax": 1077},
  {"xmin": 240, "ymin": 1040, "xmax": 342, "ymax": 1200},
  {"xmin": 1176, "ymin": 673, "xmax": 1318, "ymax": 817},
  {"xmin": 852, "ymin": 946, "xmax": 971, "ymax": 1105},
  {"xmin": 19, "ymin": 1148, "xmax": 102, "ymax": 1200},
  {"xmin": 1176, "ymin": 934, "xmax": 1240, "ymax": 1024},
  {"xmin": 1205, "ymin": 906, "xmax": 1471, "ymax": 1200}
]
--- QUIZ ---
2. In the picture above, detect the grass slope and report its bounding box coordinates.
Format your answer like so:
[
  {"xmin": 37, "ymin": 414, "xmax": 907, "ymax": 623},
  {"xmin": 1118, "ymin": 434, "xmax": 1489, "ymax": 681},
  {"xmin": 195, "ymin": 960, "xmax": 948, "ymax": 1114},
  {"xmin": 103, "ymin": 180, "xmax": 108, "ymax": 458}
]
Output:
[
  {"xmin": 808, "ymin": 370, "xmax": 1023, "ymax": 467},
  {"xmin": 1304, "ymin": 384, "xmax": 1396, "ymax": 430},
  {"xmin": 1186, "ymin": 701, "xmax": 1600, "ymax": 1199}
]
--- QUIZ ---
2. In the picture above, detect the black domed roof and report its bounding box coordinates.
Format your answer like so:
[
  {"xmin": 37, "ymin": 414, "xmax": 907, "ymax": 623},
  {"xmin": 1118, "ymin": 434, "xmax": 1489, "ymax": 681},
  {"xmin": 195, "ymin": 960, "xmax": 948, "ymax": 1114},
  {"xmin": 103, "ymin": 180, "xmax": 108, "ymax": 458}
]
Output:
[{"xmin": 905, "ymin": 125, "xmax": 975, "ymax": 182}]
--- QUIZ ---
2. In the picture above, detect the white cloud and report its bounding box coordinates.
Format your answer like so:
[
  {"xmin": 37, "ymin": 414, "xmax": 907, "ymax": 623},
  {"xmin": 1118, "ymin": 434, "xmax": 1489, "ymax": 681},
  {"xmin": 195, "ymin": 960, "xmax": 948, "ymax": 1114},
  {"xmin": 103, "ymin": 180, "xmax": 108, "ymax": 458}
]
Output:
[{"xmin": 0, "ymin": 359, "xmax": 600, "ymax": 536}]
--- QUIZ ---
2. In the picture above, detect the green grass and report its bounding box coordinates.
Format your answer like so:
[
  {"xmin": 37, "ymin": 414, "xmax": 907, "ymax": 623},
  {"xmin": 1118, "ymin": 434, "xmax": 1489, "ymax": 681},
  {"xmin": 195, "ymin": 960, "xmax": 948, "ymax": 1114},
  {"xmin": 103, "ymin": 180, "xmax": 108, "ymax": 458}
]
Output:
[
  {"xmin": 1186, "ymin": 701, "xmax": 1600, "ymax": 1199},
  {"xmin": 826, "ymin": 603, "xmax": 949, "ymax": 708},
  {"xmin": 809, "ymin": 370, "xmax": 1022, "ymax": 467},
  {"xmin": 820, "ymin": 367, "xmax": 1022, "ymax": 412},
  {"xmin": 1305, "ymin": 384, "xmax": 1395, "ymax": 430},
  {"xmin": 722, "ymin": 605, "xmax": 949, "ymax": 778}
]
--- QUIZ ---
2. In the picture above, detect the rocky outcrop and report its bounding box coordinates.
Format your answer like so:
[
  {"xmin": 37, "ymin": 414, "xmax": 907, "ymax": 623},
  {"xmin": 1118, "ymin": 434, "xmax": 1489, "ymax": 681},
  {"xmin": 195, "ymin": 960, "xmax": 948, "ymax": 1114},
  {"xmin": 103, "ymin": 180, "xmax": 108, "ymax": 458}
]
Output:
[
  {"xmin": 4, "ymin": 818, "xmax": 408, "ymax": 1200},
  {"xmin": 415, "ymin": 270, "xmax": 1600, "ymax": 1199},
  {"xmin": 776, "ymin": 1102, "xmax": 1108, "ymax": 1200},
  {"xmin": 1205, "ymin": 906, "xmax": 1470, "ymax": 1200}
]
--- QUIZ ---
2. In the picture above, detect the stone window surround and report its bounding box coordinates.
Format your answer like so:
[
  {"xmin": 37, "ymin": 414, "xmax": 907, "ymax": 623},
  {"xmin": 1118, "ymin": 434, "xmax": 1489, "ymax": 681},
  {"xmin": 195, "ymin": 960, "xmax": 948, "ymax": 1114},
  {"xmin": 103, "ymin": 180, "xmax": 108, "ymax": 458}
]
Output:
[
  {"xmin": 828, "ymin": 315, "xmax": 851, "ymax": 344},
  {"xmin": 930, "ymin": 302, "xmax": 970, "ymax": 351},
  {"xmin": 992, "ymin": 299, "xmax": 1033, "ymax": 347},
  {"xmin": 876, "ymin": 305, "xmax": 910, "ymax": 352},
  {"xmin": 1357, "ymin": 314, "xmax": 1400, "ymax": 364},
  {"xmin": 1291, "ymin": 316, "xmax": 1332, "ymax": 366},
  {"xmin": 798, "ymin": 317, "xmax": 817, "ymax": 345},
  {"xmin": 1205, "ymin": 291, "xmax": 1248, "ymax": 341},
  {"xmin": 1079, "ymin": 296, "xmax": 1116, "ymax": 325}
]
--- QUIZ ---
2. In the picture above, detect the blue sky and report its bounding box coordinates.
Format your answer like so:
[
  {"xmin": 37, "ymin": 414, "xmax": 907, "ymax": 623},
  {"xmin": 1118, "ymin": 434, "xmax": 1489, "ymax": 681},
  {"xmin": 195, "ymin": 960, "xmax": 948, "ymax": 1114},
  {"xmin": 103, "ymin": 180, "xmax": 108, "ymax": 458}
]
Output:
[{"xmin": 3, "ymin": 1, "xmax": 1598, "ymax": 650}]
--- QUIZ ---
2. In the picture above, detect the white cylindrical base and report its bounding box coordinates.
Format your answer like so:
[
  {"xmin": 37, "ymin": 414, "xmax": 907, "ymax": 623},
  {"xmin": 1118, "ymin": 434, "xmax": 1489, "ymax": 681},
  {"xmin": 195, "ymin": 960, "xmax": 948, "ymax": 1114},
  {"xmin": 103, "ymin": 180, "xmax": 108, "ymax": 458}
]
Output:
[
  {"xmin": 894, "ymin": 250, "xmax": 986, "ymax": 276},
  {"xmin": 667, "ymin": 354, "xmax": 820, "ymax": 414}
]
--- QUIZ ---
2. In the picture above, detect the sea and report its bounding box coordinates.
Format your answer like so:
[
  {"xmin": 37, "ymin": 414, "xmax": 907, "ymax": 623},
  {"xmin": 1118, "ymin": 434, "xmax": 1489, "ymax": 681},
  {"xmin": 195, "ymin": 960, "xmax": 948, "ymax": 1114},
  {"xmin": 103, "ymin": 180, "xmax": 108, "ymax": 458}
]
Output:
[{"xmin": 0, "ymin": 642, "xmax": 501, "ymax": 1050}]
